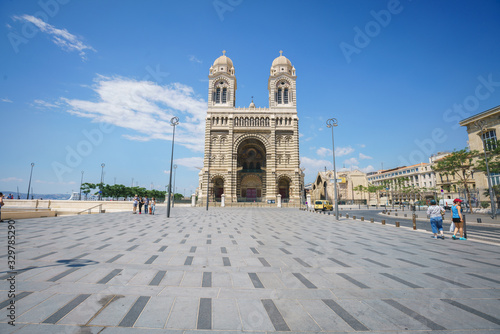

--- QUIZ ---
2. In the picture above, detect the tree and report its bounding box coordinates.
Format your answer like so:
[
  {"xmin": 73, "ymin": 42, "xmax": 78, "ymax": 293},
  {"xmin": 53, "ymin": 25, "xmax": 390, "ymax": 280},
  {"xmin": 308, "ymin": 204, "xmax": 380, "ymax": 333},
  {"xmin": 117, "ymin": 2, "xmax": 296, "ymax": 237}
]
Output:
[
  {"xmin": 353, "ymin": 185, "xmax": 366, "ymax": 206},
  {"xmin": 432, "ymin": 148, "xmax": 478, "ymax": 212},
  {"xmin": 81, "ymin": 183, "xmax": 96, "ymax": 200}
]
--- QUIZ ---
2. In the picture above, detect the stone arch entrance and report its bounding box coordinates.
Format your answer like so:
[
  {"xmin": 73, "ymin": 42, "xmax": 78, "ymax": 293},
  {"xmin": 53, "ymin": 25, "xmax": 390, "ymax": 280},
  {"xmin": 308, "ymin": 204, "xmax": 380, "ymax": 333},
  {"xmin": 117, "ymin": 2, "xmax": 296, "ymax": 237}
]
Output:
[
  {"xmin": 212, "ymin": 176, "xmax": 224, "ymax": 201},
  {"xmin": 278, "ymin": 176, "xmax": 291, "ymax": 201},
  {"xmin": 237, "ymin": 138, "xmax": 266, "ymax": 202}
]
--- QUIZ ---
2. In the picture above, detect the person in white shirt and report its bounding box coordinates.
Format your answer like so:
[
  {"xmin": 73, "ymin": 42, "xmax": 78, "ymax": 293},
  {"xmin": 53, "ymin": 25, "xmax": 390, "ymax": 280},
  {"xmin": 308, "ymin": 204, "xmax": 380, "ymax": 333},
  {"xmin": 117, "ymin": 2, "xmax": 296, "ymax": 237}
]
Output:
[{"xmin": 427, "ymin": 199, "xmax": 445, "ymax": 239}]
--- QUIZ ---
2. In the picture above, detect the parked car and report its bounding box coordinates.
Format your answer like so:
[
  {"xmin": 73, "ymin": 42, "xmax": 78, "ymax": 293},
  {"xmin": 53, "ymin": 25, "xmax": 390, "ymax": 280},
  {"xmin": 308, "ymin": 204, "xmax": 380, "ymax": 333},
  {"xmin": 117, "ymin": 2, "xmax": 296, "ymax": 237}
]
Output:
[{"xmin": 314, "ymin": 200, "xmax": 333, "ymax": 211}]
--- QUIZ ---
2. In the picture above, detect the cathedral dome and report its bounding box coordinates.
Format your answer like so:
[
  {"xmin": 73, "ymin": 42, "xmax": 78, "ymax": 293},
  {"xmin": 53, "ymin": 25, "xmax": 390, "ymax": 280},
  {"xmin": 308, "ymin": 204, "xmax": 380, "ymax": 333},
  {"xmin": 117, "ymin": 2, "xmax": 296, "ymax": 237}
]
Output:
[
  {"xmin": 270, "ymin": 51, "xmax": 295, "ymax": 76},
  {"xmin": 271, "ymin": 53, "xmax": 292, "ymax": 67},
  {"xmin": 210, "ymin": 50, "xmax": 235, "ymax": 76}
]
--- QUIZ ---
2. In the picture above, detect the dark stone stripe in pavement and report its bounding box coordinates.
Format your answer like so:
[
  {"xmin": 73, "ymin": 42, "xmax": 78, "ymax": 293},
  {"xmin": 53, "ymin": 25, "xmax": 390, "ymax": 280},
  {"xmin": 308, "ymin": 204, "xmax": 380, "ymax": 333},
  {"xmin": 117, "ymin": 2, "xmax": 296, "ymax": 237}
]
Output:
[
  {"xmin": 184, "ymin": 256, "xmax": 194, "ymax": 265},
  {"xmin": 383, "ymin": 299, "xmax": 446, "ymax": 330},
  {"xmin": 0, "ymin": 291, "xmax": 32, "ymax": 310},
  {"xmin": 145, "ymin": 255, "xmax": 158, "ymax": 264},
  {"xmin": 118, "ymin": 296, "xmax": 150, "ymax": 327},
  {"xmin": 207, "ymin": 240, "xmax": 212, "ymax": 244},
  {"xmin": 337, "ymin": 273, "xmax": 370, "ymax": 289},
  {"xmin": 308, "ymin": 248, "xmax": 324, "ymax": 255},
  {"xmin": 464, "ymin": 258, "xmax": 500, "ymax": 268},
  {"xmin": 467, "ymin": 273, "xmax": 500, "ymax": 284},
  {"xmin": 322, "ymin": 299, "xmax": 369, "ymax": 331},
  {"xmin": 424, "ymin": 273, "xmax": 471, "ymax": 288},
  {"xmin": 149, "ymin": 271, "xmax": 166, "ymax": 286},
  {"xmin": 281, "ymin": 241, "xmax": 291, "ymax": 246},
  {"xmin": 258, "ymin": 257, "xmax": 271, "ymax": 267},
  {"xmin": 293, "ymin": 258, "xmax": 311, "ymax": 268},
  {"xmin": 0, "ymin": 267, "xmax": 36, "ymax": 280},
  {"xmin": 380, "ymin": 273, "xmax": 421, "ymax": 288},
  {"xmin": 257, "ymin": 241, "xmax": 264, "ymax": 245},
  {"xmin": 128, "ymin": 238, "xmax": 137, "ymax": 242},
  {"xmin": 197, "ymin": 298, "xmax": 212, "ymax": 329},
  {"xmin": 102, "ymin": 237, "xmax": 113, "ymax": 241},
  {"xmin": 202, "ymin": 272, "xmax": 212, "ymax": 287},
  {"xmin": 190, "ymin": 246, "xmax": 197, "ymax": 253},
  {"xmin": 223, "ymin": 257, "xmax": 231, "ymax": 266},
  {"xmin": 250, "ymin": 247, "xmax": 259, "ymax": 254},
  {"xmin": 31, "ymin": 252, "xmax": 57, "ymax": 260},
  {"xmin": 220, "ymin": 247, "xmax": 227, "ymax": 254},
  {"xmin": 158, "ymin": 246, "xmax": 168, "ymax": 252},
  {"xmin": 42, "ymin": 294, "xmax": 91, "ymax": 324},
  {"xmin": 306, "ymin": 241, "xmax": 319, "ymax": 246},
  {"xmin": 280, "ymin": 248, "xmax": 292, "ymax": 255},
  {"xmin": 248, "ymin": 273, "xmax": 265, "ymax": 288},
  {"xmin": 37, "ymin": 242, "xmax": 54, "ymax": 248},
  {"xmin": 97, "ymin": 269, "xmax": 123, "ymax": 284},
  {"xmin": 180, "ymin": 239, "xmax": 187, "ymax": 244},
  {"xmin": 95, "ymin": 244, "xmax": 111, "ymax": 250},
  {"xmin": 431, "ymin": 258, "xmax": 465, "ymax": 267},
  {"xmin": 261, "ymin": 299, "xmax": 290, "ymax": 331},
  {"xmin": 126, "ymin": 245, "xmax": 139, "ymax": 251},
  {"xmin": 363, "ymin": 258, "xmax": 390, "ymax": 268},
  {"xmin": 328, "ymin": 258, "xmax": 350, "ymax": 267},
  {"xmin": 47, "ymin": 268, "xmax": 80, "ymax": 282},
  {"xmin": 337, "ymin": 248, "xmax": 355, "ymax": 255},
  {"xmin": 232, "ymin": 240, "xmax": 238, "ymax": 244},
  {"xmin": 73, "ymin": 253, "xmax": 90, "ymax": 259},
  {"xmin": 65, "ymin": 243, "xmax": 83, "ymax": 249},
  {"xmin": 442, "ymin": 298, "xmax": 500, "ymax": 325},
  {"xmin": 397, "ymin": 258, "xmax": 427, "ymax": 268},
  {"xmin": 106, "ymin": 254, "xmax": 124, "ymax": 263},
  {"xmin": 292, "ymin": 273, "xmax": 317, "ymax": 289},
  {"xmin": 153, "ymin": 238, "xmax": 161, "ymax": 243},
  {"xmin": 365, "ymin": 248, "xmax": 386, "ymax": 255}
]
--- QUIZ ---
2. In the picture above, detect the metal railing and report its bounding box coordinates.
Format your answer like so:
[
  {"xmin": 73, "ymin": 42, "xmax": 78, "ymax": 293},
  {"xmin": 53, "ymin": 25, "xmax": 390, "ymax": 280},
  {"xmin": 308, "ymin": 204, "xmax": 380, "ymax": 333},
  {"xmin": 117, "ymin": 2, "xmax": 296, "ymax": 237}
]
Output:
[{"xmin": 77, "ymin": 204, "xmax": 103, "ymax": 215}]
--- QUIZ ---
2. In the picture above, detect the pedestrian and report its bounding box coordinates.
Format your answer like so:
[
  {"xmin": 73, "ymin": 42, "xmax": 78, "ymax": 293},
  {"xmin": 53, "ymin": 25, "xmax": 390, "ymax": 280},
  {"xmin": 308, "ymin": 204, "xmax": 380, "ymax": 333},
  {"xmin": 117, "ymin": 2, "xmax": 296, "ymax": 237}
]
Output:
[
  {"xmin": 138, "ymin": 197, "xmax": 144, "ymax": 214},
  {"xmin": 451, "ymin": 198, "xmax": 466, "ymax": 240},
  {"xmin": 150, "ymin": 197, "xmax": 156, "ymax": 215},
  {"xmin": 0, "ymin": 192, "xmax": 4, "ymax": 222},
  {"xmin": 426, "ymin": 199, "xmax": 445, "ymax": 239},
  {"xmin": 144, "ymin": 196, "xmax": 149, "ymax": 215},
  {"xmin": 132, "ymin": 194, "xmax": 138, "ymax": 214}
]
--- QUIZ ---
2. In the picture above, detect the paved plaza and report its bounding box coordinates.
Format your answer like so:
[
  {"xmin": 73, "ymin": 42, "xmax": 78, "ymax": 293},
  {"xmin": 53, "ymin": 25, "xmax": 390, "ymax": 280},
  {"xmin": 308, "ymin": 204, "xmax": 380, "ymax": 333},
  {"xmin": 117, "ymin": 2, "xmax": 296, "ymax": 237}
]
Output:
[{"xmin": 1, "ymin": 207, "xmax": 500, "ymax": 333}]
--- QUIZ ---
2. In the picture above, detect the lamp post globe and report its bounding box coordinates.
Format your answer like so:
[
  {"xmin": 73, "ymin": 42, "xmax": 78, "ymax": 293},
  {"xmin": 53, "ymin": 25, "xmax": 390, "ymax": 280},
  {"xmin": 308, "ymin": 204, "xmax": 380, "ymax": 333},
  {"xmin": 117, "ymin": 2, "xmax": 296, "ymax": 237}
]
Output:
[{"xmin": 167, "ymin": 116, "xmax": 179, "ymax": 217}]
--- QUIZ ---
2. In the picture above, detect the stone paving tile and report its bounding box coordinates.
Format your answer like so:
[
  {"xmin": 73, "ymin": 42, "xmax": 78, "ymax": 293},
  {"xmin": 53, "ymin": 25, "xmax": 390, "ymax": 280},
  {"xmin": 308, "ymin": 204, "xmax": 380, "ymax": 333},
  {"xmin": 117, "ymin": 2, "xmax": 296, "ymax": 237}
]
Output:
[{"xmin": 1, "ymin": 207, "xmax": 500, "ymax": 332}]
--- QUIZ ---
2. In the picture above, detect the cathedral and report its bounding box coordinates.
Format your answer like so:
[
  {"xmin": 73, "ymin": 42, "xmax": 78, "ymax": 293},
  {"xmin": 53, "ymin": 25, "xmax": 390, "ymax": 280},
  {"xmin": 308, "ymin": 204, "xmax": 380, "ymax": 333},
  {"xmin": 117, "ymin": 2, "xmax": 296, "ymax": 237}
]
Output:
[{"xmin": 197, "ymin": 51, "xmax": 303, "ymax": 205}]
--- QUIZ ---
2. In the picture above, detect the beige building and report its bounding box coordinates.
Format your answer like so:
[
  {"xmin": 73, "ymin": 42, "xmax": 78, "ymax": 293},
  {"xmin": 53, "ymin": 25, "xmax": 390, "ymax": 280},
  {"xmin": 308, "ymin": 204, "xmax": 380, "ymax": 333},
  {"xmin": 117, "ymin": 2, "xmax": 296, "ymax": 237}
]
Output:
[
  {"xmin": 460, "ymin": 105, "xmax": 500, "ymax": 194},
  {"xmin": 197, "ymin": 51, "xmax": 303, "ymax": 205},
  {"xmin": 311, "ymin": 170, "xmax": 367, "ymax": 204}
]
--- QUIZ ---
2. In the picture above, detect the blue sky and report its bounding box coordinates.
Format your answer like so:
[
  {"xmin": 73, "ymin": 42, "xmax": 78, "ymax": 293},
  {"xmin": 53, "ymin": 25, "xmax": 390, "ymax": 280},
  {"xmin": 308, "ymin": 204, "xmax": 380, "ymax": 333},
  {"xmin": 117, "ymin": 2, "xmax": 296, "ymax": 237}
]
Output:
[{"xmin": 1, "ymin": 0, "xmax": 500, "ymax": 196}]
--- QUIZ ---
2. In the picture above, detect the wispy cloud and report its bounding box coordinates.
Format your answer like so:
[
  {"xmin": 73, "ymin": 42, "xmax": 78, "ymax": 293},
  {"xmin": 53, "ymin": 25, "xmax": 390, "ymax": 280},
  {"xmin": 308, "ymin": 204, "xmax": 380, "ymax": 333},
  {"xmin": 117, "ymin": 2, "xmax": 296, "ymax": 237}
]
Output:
[
  {"xmin": 359, "ymin": 153, "xmax": 372, "ymax": 160},
  {"xmin": 12, "ymin": 14, "xmax": 96, "ymax": 60},
  {"xmin": 175, "ymin": 157, "xmax": 203, "ymax": 170},
  {"xmin": 300, "ymin": 156, "xmax": 332, "ymax": 174},
  {"xmin": 34, "ymin": 179, "xmax": 76, "ymax": 185},
  {"xmin": 316, "ymin": 147, "xmax": 332, "ymax": 157},
  {"xmin": 32, "ymin": 99, "xmax": 60, "ymax": 109},
  {"xmin": 62, "ymin": 75, "xmax": 207, "ymax": 151},
  {"xmin": 189, "ymin": 55, "xmax": 202, "ymax": 64},
  {"xmin": 336, "ymin": 146, "xmax": 354, "ymax": 157},
  {"xmin": 1, "ymin": 98, "xmax": 13, "ymax": 103},
  {"xmin": 344, "ymin": 157, "xmax": 359, "ymax": 165},
  {"xmin": 0, "ymin": 177, "xmax": 23, "ymax": 182}
]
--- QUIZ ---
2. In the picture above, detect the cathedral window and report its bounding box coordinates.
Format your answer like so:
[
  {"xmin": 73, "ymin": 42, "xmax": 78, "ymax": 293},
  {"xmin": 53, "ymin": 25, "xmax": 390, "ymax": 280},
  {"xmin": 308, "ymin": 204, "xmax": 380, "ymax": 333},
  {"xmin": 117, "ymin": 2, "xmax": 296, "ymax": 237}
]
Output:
[
  {"xmin": 284, "ymin": 88, "xmax": 289, "ymax": 104},
  {"xmin": 215, "ymin": 88, "xmax": 221, "ymax": 103},
  {"xmin": 222, "ymin": 88, "xmax": 227, "ymax": 103},
  {"xmin": 277, "ymin": 88, "xmax": 282, "ymax": 104}
]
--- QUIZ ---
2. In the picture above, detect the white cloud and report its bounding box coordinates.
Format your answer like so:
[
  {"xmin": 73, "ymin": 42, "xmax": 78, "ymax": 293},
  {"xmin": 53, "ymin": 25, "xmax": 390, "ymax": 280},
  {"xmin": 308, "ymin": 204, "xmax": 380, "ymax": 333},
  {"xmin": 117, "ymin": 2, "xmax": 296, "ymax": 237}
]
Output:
[
  {"xmin": 359, "ymin": 144, "xmax": 366, "ymax": 148},
  {"xmin": 316, "ymin": 147, "xmax": 332, "ymax": 157},
  {"xmin": 189, "ymin": 55, "xmax": 202, "ymax": 63},
  {"xmin": 175, "ymin": 157, "xmax": 204, "ymax": 170},
  {"xmin": 32, "ymin": 99, "xmax": 60, "ymax": 108},
  {"xmin": 344, "ymin": 157, "xmax": 359, "ymax": 165},
  {"xmin": 34, "ymin": 179, "xmax": 76, "ymax": 185},
  {"xmin": 300, "ymin": 156, "xmax": 332, "ymax": 175},
  {"xmin": 359, "ymin": 153, "xmax": 372, "ymax": 160},
  {"xmin": 1, "ymin": 98, "xmax": 13, "ymax": 103},
  {"xmin": 336, "ymin": 146, "xmax": 354, "ymax": 157},
  {"xmin": 13, "ymin": 14, "xmax": 96, "ymax": 60},
  {"xmin": 62, "ymin": 75, "xmax": 207, "ymax": 151},
  {"xmin": 361, "ymin": 165, "xmax": 375, "ymax": 173},
  {"xmin": 0, "ymin": 177, "xmax": 23, "ymax": 182}
]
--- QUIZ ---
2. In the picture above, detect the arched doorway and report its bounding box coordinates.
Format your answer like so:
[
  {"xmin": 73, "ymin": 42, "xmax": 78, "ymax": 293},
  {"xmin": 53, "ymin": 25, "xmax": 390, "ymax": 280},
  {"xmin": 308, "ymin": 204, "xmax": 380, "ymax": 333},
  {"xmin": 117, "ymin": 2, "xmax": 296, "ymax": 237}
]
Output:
[
  {"xmin": 278, "ymin": 177, "xmax": 291, "ymax": 201},
  {"xmin": 237, "ymin": 138, "xmax": 266, "ymax": 202},
  {"xmin": 213, "ymin": 177, "xmax": 224, "ymax": 201}
]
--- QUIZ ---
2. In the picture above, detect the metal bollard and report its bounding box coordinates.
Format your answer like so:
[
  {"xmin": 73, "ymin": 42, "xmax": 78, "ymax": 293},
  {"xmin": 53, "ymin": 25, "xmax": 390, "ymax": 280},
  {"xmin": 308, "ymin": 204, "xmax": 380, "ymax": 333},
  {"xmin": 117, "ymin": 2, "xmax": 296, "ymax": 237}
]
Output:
[
  {"xmin": 412, "ymin": 214, "xmax": 416, "ymax": 230},
  {"xmin": 463, "ymin": 214, "xmax": 467, "ymax": 239},
  {"xmin": 388, "ymin": 212, "xmax": 390, "ymax": 215},
  {"xmin": 395, "ymin": 213, "xmax": 398, "ymax": 216},
  {"xmin": 353, "ymin": 215, "xmax": 356, "ymax": 220},
  {"xmin": 477, "ymin": 218, "xmax": 482, "ymax": 223},
  {"xmin": 382, "ymin": 219, "xmax": 386, "ymax": 225},
  {"xmin": 346, "ymin": 213, "xmax": 349, "ymax": 219},
  {"xmin": 361, "ymin": 217, "xmax": 364, "ymax": 221},
  {"xmin": 404, "ymin": 214, "xmax": 407, "ymax": 217},
  {"xmin": 395, "ymin": 221, "xmax": 400, "ymax": 227},
  {"xmin": 370, "ymin": 218, "xmax": 374, "ymax": 223}
]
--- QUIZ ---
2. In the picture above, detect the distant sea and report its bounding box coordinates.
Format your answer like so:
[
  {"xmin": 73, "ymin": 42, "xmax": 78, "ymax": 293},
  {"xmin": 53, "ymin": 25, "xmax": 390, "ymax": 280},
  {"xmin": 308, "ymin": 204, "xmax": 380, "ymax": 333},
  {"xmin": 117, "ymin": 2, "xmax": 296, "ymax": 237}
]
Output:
[{"xmin": 2, "ymin": 191, "xmax": 72, "ymax": 200}]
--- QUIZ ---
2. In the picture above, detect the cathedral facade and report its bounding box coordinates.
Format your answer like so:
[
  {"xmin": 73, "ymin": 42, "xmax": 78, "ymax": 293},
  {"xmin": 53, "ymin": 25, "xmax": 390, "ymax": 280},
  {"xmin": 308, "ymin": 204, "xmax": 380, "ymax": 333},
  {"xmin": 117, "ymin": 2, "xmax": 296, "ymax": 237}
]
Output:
[{"xmin": 197, "ymin": 51, "xmax": 303, "ymax": 205}]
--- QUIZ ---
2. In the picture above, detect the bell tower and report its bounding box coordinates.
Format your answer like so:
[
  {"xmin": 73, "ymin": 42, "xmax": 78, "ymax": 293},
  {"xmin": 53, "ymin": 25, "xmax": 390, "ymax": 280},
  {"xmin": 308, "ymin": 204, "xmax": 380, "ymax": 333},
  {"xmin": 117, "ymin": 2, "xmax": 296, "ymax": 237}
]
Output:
[
  {"xmin": 268, "ymin": 50, "xmax": 297, "ymax": 108},
  {"xmin": 208, "ymin": 50, "xmax": 237, "ymax": 107}
]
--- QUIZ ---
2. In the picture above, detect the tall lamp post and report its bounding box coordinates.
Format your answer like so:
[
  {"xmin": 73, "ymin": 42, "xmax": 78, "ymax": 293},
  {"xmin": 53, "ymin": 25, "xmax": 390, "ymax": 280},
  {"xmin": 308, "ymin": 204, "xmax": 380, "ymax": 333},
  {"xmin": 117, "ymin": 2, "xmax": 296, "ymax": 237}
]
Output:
[
  {"xmin": 172, "ymin": 165, "xmax": 177, "ymax": 207},
  {"xmin": 167, "ymin": 116, "xmax": 179, "ymax": 218},
  {"xmin": 474, "ymin": 120, "xmax": 496, "ymax": 218},
  {"xmin": 326, "ymin": 118, "xmax": 339, "ymax": 220},
  {"xmin": 26, "ymin": 162, "xmax": 35, "ymax": 200},
  {"xmin": 79, "ymin": 171, "xmax": 84, "ymax": 200},
  {"xmin": 99, "ymin": 163, "xmax": 105, "ymax": 200}
]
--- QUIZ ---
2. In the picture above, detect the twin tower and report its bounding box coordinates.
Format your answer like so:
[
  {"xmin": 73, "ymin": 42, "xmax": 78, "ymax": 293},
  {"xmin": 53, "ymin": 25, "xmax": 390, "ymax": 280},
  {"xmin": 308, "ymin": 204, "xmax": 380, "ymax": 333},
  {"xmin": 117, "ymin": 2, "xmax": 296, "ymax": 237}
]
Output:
[{"xmin": 197, "ymin": 51, "xmax": 303, "ymax": 205}]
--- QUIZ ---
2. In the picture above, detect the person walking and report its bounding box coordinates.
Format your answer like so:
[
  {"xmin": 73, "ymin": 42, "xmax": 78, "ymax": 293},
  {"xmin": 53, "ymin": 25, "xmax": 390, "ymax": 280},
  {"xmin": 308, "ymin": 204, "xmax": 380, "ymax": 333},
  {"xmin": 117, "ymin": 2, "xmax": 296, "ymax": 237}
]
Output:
[
  {"xmin": 0, "ymin": 192, "xmax": 4, "ymax": 222},
  {"xmin": 132, "ymin": 194, "xmax": 138, "ymax": 214},
  {"xmin": 138, "ymin": 197, "xmax": 144, "ymax": 214},
  {"xmin": 427, "ymin": 199, "xmax": 445, "ymax": 239},
  {"xmin": 150, "ymin": 197, "xmax": 156, "ymax": 215},
  {"xmin": 144, "ymin": 196, "xmax": 149, "ymax": 215},
  {"xmin": 451, "ymin": 198, "xmax": 466, "ymax": 240}
]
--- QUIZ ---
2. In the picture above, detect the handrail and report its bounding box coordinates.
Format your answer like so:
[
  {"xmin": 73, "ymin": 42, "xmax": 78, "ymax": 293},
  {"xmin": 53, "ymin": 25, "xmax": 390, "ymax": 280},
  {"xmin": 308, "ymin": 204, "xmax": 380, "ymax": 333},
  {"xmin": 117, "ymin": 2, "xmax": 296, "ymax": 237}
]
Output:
[{"xmin": 77, "ymin": 204, "xmax": 103, "ymax": 215}]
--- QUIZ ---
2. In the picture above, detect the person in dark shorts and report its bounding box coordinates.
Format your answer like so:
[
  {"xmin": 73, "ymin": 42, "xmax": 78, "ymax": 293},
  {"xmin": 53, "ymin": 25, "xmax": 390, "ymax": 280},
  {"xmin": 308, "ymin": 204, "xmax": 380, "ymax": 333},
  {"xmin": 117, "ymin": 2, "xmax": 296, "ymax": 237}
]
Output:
[{"xmin": 451, "ymin": 198, "xmax": 465, "ymax": 240}]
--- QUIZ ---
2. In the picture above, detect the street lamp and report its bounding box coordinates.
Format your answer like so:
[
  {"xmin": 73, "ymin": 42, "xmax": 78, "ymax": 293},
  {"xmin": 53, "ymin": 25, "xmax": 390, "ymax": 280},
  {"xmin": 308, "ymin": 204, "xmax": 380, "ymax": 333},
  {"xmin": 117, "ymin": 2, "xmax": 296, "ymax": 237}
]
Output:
[
  {"xmin": 326, "ymin": 118, "xmax": 339, "ymax": 220},
  {"xmin": 167, "ymin": 116, "xmax": 179, "ymax": 218},
  {"xmin": 79, "ymin": 171, "xmax": 84, "ymax": 200},
  {"xmin": 474, "ymin": 120, "xmax": 496, "ymax": 219},
  {"xmin": 26, "ymin": 163, "xmax": 35, "ymax": 200},
  {"xmin": 99, "ymin": 163, "xmax": 105, "ymax": 201},
  {"xmin": 172, "ymin": 164, "xmax": 177, "ymax": 207}
]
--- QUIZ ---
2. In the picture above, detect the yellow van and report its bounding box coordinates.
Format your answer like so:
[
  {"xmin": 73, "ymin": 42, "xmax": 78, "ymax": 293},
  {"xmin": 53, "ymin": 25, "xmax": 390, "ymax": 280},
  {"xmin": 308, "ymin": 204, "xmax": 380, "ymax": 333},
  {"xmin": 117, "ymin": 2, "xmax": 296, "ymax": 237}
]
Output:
[{"xmin": 314, "ymin": 200, "xmax": 333, "ymax": 211}]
